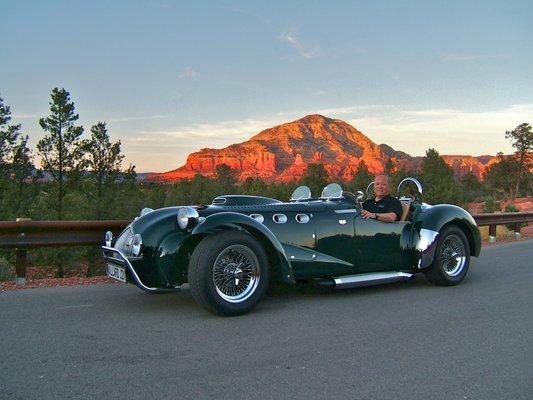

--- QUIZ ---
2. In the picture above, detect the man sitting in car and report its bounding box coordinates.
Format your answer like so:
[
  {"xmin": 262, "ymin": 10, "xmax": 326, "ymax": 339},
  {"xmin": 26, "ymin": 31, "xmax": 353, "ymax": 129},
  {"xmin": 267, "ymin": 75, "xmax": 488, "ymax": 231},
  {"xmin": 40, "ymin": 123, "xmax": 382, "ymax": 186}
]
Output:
[{"xmin": 361, "ymin": 174, "xmax": 403, "ymax": 222}]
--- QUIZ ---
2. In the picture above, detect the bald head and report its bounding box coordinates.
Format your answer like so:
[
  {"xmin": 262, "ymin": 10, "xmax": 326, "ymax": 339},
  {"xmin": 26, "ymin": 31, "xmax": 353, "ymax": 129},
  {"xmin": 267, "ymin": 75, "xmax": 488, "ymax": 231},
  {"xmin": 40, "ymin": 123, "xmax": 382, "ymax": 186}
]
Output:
[{"xmin": 374, "ymin": 174, "xmax": 391, "ymax": 199}]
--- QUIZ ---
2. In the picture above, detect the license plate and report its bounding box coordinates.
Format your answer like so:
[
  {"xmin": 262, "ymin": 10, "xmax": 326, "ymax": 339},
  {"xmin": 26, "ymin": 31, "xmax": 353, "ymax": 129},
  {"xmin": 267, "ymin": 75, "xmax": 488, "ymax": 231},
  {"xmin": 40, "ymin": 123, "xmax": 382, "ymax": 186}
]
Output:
[{"xmin": 107, "ymin": 263, "xmax": 126, "ymax": 283}]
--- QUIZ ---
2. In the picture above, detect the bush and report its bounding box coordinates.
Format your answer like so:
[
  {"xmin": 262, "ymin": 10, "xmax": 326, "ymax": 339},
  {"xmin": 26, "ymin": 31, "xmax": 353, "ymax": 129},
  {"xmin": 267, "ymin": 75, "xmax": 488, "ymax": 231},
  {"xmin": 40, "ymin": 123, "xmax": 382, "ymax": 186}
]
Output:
[
  {"xmin": 504, "ymin": 204, "xmax": 526, "ymax": 231},
  {"xmin": 0, "ymin": 256, "xmax": 14, "ymax": 281},
  {"xmin": 504, "ymin": 204, "xmax": 519, "ymax": 212},
  {"xmin": 483, "ymin": 199, "xmax": 501, "ymax": 213}
]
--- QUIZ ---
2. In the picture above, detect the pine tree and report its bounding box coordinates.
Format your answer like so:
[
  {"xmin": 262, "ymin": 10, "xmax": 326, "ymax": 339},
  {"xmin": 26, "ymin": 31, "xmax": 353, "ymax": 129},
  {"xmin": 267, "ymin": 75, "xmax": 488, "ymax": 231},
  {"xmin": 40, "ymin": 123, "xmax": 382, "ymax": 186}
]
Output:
[
  {"xmin": 37, "ymin": 88, "xmax": 84, "ymax": 278},
  {"xmin": 0, "ymin": 95, "xmax": 34, "ymax": 219},
  {"xmin": 383, "ymin": 158, "xmax": 395, "ymax": 175},
  {"xmin": 81, "ymin": 122, "xmax": 124, "ymax": 219},
  {"xmin": 420, "ymin": 148, "xmax": 461, "ymax": 204},
  {"xmin": 215, "ymin": 164, "xmax": 237, "ymax": 193},
  {"xmin": 0, "ymin": 95, "xmax": 22, "ymax": 174},
  {"xmin": 300, "ymin": 163, "xmax": 329, "ymax": 197},
  {"xmin": 37, "ymin": 88, "xmax": 84, "ymax": 220},
  {"xmin": 348, "ymin": 160, "xmax": 373, "ymax": 194},
  {"xmin": 484, "ymin": 153, "xmax": 521, "ymax": 199},
  {"xmin": 505, "ymin": 123, "xmax": 532, "ymax": 198}
]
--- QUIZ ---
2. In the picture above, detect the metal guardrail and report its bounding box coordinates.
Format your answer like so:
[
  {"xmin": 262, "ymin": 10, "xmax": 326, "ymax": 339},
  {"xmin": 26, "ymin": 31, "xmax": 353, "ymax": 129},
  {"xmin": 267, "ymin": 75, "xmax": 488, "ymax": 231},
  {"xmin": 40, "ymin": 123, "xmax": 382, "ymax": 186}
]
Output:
[
  {"xmin": 473, "ymin": 212, "xmax": 533, "ymax": 226},
  {"xmin": 0, "ymin": 219, "xmax": 129, "ymax": 284},
  {"xmin": 1, "ymin": 212, "xmax": 532, "ymax": 284},
  {"xmin": 0, "ymin": 219, "xmax": 130, "ymax": 248},
  {"xmin": 474, "ymin": 212, "xmax": 533, "ymax": 244}
]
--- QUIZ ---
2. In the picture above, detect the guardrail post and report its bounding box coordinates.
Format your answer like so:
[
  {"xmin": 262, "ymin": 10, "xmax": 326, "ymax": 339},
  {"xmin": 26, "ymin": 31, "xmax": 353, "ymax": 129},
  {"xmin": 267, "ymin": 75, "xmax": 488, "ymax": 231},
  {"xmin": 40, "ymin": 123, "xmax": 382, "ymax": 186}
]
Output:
[
  {"xmin": 15, "ymin": 249, "xmax": 27, "ymax": 285},
  {"xmin": 488, "ymin": 224, "xmax": 496, "ymax": 244},
  {"xmin": 514, "ymin": 222, "xmax": 521, "ymax": 239},
  {"xmin": 14, "ymin": 218, "xmax": 31, "ymax": 285}
]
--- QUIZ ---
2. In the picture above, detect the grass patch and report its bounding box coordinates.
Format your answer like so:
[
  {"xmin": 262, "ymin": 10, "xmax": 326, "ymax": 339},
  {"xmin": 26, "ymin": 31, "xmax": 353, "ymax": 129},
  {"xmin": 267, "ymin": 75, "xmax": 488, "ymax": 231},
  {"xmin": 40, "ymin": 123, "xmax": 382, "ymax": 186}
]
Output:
[
  {"xmin": 0, "ymin": 256, "xmax": 15, "ymax": 281},
  {"xmin": 479, "ymin": 225, "xmax": 517, "ymax": 241}
]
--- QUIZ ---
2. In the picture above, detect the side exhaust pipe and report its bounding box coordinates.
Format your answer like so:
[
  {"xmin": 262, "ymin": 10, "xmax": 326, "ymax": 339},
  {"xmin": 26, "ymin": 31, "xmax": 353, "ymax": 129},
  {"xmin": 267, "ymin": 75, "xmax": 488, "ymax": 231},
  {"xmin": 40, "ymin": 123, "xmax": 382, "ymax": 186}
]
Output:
[{"xmin": 317, "ymin": 271, "xmax": 413, "ymax": 289}]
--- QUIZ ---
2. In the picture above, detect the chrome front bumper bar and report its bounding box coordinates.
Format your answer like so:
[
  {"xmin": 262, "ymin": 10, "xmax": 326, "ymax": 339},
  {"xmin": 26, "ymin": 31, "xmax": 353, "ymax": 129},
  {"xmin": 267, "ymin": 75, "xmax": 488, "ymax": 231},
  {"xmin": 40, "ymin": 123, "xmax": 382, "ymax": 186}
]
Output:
[{"xmin": 102, "ymin": 246, "xmax": 179, "ymax": 293}]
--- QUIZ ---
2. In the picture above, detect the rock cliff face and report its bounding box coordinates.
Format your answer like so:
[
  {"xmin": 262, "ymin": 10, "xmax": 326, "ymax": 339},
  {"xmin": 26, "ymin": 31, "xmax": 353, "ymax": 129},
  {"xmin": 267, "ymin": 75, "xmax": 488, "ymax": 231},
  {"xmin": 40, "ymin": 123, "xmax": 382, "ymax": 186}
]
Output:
[{"xmin": 148, "ymin": 114, "xmax": 499, "ymax": 182}]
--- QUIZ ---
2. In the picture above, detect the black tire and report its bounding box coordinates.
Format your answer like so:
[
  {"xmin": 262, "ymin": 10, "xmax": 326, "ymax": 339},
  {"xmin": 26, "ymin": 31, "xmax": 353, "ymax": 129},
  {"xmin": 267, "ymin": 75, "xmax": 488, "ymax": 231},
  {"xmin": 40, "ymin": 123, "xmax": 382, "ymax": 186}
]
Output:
[
  {"xmin": 424, "ymin": 226, "xmax": 470, "ymax": 286},
  {"xmin": 188, "ymin": 230, "xmax": 270, "ymax": 316}
]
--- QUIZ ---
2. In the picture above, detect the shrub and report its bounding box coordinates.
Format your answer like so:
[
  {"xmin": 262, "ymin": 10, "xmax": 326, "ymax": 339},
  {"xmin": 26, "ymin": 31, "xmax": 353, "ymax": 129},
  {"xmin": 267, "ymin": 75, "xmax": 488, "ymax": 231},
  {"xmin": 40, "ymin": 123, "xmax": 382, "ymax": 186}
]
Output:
[
  {"xmin": 483, "ymin": 199, "xmax": 501, "ymax": 213},
  {"xmin": 504, "ymin": 204, "xmax": 519, "ymax": 212},
  {"xmin": 0, "ymin": 256, "xmax": 14, "ymax": 281},
  {"xmin": 504, "ymin": 204, "xmax": 526, "ymax": 231}
]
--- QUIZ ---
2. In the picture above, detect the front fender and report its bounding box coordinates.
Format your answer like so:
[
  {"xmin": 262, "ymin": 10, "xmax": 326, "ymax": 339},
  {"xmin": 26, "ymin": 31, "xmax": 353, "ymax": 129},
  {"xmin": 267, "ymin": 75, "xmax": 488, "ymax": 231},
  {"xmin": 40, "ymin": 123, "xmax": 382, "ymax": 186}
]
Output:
[
  {"xmin": 192, "ymin": 212, "xmax": 296, "ymax": 284},
  {"xmin": 412, "ymin": 204, "xmax": 481, "ymax": 269}
]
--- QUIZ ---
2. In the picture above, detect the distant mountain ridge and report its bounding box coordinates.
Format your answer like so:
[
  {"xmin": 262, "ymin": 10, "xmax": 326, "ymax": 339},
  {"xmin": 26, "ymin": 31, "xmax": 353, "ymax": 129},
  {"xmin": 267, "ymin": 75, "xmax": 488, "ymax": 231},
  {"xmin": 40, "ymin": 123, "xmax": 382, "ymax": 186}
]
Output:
[{"xmin": 148, "ymin": 114, "xmax": 500, "ymax": 183}]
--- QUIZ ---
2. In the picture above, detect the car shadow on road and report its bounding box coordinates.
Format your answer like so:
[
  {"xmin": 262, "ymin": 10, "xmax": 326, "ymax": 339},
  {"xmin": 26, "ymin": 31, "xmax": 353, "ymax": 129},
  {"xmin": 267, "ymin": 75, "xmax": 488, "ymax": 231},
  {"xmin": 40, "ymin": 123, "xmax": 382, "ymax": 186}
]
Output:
[{"xmin": 104, "ymin": 268, "xmax": 484, "ymax": 318}]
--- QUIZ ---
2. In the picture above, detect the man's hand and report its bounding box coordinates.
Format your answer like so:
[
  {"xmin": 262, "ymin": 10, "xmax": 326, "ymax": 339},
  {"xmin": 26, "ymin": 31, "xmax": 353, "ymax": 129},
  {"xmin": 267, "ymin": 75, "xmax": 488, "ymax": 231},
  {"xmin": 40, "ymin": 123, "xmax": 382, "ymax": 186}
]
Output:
[{"xmin": 361, "ymin": 210, "xmax": 377, "ymax": 220}]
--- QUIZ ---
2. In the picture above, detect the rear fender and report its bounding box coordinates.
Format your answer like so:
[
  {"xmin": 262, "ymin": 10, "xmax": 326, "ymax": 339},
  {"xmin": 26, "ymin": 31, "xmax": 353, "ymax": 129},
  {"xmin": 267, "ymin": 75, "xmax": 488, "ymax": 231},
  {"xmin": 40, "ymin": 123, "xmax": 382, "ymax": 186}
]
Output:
[{"xmin": 191, "ymin": 212, "xmax": 296, "ymax": 284}]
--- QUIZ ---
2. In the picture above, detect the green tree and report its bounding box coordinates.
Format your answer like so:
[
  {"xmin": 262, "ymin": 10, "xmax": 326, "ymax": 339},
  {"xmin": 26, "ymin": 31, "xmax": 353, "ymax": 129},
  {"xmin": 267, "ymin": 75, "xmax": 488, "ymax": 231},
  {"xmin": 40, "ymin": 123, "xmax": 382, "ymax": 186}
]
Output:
[
  {"xmin": 300, "ymin": 163, "xmax": 329, "ymax": 197},
  {"xmin": 482, "ymin": 198, "xmax": 500, "ymax": 213},
  {"xmin": 80, "ymin": 122, "xmax": 139, "ymax": 277},
  {"xmin": 0, "ymin": 95, "xmax": 35, "ymax": 220},
  {"xmin": 420, "ymin": 148, "xmax": 461, "ymax": 204},
  {"xmin": 383, "ymin": 158, "xmax": 394, "ymax": 176},
  {"xmin": 215, "ymin": 164, "xmax": 238, "ymax": 193},
  {"xmin": 141, "ymin": 182, "xmax": 168, "ymax": 209},
  {"xmin": 391, "ymin": 168, "xmax": 416, "ymax": 196},
  {"xmin": 164, "ymin": 180, "xmax": 190, "ymax": 207},
  {"xmin": 505, "ymin": 123, "xmax": 532, "ymax": 198},
  {"xmin": 5, "ymin": 135, "xmax": 36, "ymax": 218},
  {"xmin": 458, "ymin": 172, "xmax": 485, "ymax": 203},
  {"xmin": 0, "ymin": 95, "xmax": 21, "ymax": 220},
  {"xmin": 263, "ymin": 181, "xmax": 293, "ymax": 202},
  {"xmin": 0, "ymin": 95, "xmax": 21, "ymax": 170},
  {"xmin": 81, "ymin": 122, "xmax": 124, "ymax": 219},
  {"xmin": 348, "ymin": 160, "xmax": 373, "ymax": 194},
  {"xmin": 37, "ymin": 88, "xmax": 84, "ymax": 220},
  {"xmin": 191, "ymin": 174, "xmax": 218, "ymax": 204},
  {"xmin": 484, "ymin": 152, "xmax": 521, "ymax": 199},
  {"xmin": 239, "ymin": 177, "xmax": 267, "ymax": 196}
]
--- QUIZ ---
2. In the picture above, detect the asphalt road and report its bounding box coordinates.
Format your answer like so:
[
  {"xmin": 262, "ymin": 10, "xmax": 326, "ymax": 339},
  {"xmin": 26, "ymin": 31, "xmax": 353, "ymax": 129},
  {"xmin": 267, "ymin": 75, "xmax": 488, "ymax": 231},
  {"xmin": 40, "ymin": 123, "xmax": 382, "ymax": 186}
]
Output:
[{"xmin": 1, "ymin": 241, "xmax": 532, "ymax": 400}]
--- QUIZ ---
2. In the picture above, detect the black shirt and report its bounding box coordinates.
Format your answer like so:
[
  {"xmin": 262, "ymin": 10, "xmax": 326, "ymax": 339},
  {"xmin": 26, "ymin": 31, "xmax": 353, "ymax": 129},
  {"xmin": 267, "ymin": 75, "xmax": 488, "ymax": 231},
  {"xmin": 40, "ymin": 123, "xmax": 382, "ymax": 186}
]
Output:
[{"xmin": 362, "ymin": 195, "xmax": 403, "ymax": 221}]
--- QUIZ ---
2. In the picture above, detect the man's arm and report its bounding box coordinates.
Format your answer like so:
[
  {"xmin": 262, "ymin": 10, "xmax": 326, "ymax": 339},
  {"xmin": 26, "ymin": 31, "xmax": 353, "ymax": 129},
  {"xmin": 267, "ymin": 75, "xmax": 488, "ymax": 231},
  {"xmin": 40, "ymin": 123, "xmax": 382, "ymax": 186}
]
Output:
[
  {"xmin": 361, "ymin": 197, "xmax": 402, "ymax": 222},
  {"xmin": 360, "ymin": 210, "xmax": 397, "ymax": 222},
  {"xmin": 375, "ymin": 212, "xmax": 397, "ymax": 222}
]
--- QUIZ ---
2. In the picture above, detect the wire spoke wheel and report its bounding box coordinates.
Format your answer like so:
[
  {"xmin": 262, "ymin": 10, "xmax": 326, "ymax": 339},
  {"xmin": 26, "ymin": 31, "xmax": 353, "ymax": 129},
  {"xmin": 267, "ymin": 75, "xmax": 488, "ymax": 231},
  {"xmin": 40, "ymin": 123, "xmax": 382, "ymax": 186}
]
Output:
[
  {"xmin": 212, "ymin": 244, "xmax": 261, "ymax": 303},
  {"xmin": 440, "ymin": 234, "xmax": 467, "ymax": 277}
]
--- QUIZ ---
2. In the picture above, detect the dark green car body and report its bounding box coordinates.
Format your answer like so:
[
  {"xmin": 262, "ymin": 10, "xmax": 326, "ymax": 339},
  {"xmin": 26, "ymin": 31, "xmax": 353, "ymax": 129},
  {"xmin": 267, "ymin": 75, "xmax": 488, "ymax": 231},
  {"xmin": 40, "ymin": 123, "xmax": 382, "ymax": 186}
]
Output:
[{"xmin": 103, "ymin": 192, "xmax": 481, "ymax": 292}]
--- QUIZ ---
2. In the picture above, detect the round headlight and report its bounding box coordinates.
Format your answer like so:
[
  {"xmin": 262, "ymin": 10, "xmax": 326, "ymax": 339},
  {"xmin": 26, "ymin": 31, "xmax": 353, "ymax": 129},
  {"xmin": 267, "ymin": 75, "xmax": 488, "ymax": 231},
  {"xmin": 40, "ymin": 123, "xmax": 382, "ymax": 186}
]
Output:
[
  {"xmin": 177, "ymin": 207, "xmax": 199, "ymax": 230},
  {"xmin": 131, "ymin": 233, "xmax": 143, "ymax": 257},
  {"xmin": 105, "ymin": 231, "xmax": 113, "ymax": 247}
]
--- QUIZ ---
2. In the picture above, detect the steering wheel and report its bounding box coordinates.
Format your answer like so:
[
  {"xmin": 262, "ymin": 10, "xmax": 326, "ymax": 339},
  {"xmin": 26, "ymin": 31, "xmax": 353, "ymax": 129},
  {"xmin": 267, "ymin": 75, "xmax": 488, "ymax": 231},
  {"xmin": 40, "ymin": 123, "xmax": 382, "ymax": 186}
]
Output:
[
  {"xmin": 343, "ymin": 191, "xmax": 358, "ymax": 204},
  {"xmin": 342, "ymin": 191, "xmax": 364, "ymax": 207}
]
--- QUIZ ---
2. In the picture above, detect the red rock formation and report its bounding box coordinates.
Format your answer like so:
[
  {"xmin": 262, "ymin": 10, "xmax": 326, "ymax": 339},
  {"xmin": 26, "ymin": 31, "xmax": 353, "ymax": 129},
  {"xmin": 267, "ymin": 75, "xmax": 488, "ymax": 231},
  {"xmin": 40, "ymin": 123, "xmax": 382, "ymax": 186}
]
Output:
[
  {"xmin": 441, "ymin": 155, "xmax": 499, "ymax": 180},
  {"xmin": 148, "ymin": 114, "xmax": 501, "ymax": 183}
]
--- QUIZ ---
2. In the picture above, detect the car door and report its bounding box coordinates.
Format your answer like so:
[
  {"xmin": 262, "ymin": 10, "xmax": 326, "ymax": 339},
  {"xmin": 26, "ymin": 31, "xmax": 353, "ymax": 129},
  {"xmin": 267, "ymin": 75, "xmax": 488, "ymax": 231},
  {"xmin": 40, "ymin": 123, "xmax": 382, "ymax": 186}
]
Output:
[
  {"xmin": 313, "ymin": 208, "xmax": 360, "ymax": 276},
  {"xmin": 352, "ymin": 215, "xmax": 412, "ymax": 272}
]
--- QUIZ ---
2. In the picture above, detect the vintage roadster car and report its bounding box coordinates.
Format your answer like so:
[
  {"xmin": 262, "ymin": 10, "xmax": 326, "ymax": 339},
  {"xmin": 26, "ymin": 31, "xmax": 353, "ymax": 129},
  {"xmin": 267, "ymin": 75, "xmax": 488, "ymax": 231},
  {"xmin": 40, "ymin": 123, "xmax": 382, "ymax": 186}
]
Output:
[{"xmin": 102, "ymin": 178, "xmax": 481, "ymax": 316}]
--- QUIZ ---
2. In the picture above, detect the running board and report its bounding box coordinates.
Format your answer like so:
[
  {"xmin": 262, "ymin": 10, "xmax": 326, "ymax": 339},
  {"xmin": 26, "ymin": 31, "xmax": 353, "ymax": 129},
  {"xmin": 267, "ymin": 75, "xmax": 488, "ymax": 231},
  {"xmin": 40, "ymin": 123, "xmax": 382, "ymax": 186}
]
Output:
[{"xmin": 318, "ymin": 272, "xmax": 413, "ymax": 289}]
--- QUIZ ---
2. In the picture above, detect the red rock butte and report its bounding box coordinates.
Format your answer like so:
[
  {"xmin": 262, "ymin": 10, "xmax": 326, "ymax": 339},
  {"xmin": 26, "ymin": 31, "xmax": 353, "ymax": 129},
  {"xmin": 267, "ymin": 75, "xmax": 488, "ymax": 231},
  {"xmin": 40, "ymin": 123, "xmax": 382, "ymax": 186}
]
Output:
[{"xmin": 148, "ymin": 114, "xmax": 499, "ymax": 183}]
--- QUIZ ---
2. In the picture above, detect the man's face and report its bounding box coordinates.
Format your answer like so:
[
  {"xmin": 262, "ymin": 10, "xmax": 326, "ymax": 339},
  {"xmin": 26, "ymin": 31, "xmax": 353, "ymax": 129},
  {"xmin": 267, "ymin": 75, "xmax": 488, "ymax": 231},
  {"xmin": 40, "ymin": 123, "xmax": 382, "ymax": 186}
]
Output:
[{"xmin": 374, "ymin": 175, "xmax": 390, "ymax": 198}]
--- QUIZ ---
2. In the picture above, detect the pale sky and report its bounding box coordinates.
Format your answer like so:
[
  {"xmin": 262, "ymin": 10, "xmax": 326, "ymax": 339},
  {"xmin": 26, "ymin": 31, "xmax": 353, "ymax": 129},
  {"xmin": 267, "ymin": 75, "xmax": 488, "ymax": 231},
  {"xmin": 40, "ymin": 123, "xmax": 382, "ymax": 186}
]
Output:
[{"xmin": 1, "ymin": 0, "xmax": 532, "ymax": 172}]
